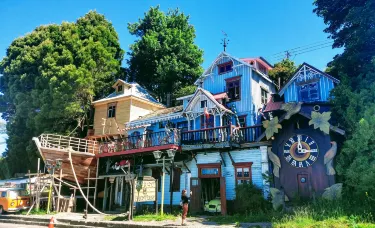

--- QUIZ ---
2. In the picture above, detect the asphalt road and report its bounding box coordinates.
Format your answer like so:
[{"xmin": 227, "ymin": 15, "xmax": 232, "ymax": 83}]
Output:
[{"xmin": 0, "ymin": 222, "xmax": 45, "ymax": 228}]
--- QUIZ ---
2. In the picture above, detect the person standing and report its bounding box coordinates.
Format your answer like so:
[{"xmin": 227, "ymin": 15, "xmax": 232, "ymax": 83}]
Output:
[{"xmin": 181, "ymin": 189, "xmax": 192, "ymax": 226}]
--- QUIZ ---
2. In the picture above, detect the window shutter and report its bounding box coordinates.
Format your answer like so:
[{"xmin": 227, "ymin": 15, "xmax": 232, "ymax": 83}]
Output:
[{"xmin": 170, "ymin": 168, "xmax": 181, "ymax": 192}]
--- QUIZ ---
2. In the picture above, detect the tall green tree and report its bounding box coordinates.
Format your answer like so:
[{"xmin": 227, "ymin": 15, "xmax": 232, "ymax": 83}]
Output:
[
  {"xmin": 314, "ymin": 0, "xmax": 375, "ymax": 200},
  {"xmin": 268, "ymin": 59, "xmax": 297, "ymax": 87},
  {"xmin": 0, "ymin": 11, "xmax": 123, "ymax": 176},
  {"xmin": 127, "ymin": 6, "xmax": 203, "ymax": 103}
]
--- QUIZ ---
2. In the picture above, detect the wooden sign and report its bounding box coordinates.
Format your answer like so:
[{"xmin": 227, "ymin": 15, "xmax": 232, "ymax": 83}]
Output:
[{"xmin": 133, "ymin": 176, "xmax": 156, "ymax": 202}]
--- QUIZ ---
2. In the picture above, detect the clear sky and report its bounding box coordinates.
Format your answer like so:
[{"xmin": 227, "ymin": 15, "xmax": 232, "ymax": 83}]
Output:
[{"xmin": 0, "ymin": 0, "xmax": 341, "ymax": 71}]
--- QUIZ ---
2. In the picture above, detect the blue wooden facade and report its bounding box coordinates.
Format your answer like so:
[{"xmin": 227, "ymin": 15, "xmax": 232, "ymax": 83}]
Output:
[{"xmin": 279, "ymin": 63, "xmax": 339, "ymax": 103}]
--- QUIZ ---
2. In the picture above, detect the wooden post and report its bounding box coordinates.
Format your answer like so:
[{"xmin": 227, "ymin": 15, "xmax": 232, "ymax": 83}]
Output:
[
  {"xmin": 73, "ymin": 188, "xmax": 77, "ymax": 212},
  {"xmin": 131, "ymin": 179, "xmax": 134, "ymax": 220},
  {"xmin": 161, "ymin": 157, "xmax": 165, "ymax": 215},
  {"xmin": 56, "ymin": 169, "xmax": 62, "ymax": 212},
  {"xmin": 155, "ymin": 179, "xmax": 158, "ymax": 214},
  {"xmin": 36, "ymin": 159, "xmax": 40, "ymax": 211},
  {"xmin": 170, "ymin": 161, "xmax": 174, "ymax": 214},
  {"xmin": 86, "ymin": 168, "xmax": 90, "ymax": 213},
  {"xmin": 109, "ymin": 179, "xmax": 114, "ymax": 211},
  {"xmin": 128, "ymin": 179, "xmax": 133, "ymax": 221},
  {"xmin": 103, "ymin": 177, "xmax": 108, "ymax": 211},
  {"xmin": 93, "ymin": 159, "xmax": 99, "ymax": 207}
]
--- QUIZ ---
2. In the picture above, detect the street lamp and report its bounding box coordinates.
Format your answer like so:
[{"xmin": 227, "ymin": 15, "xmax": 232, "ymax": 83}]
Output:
[
  {"xmin": 152, "ymin": 149, "xmax": 176, "ymax": 215},
  {"xmin": 45, "ymin": 158, "xmax": 63, "ymax": 214}
]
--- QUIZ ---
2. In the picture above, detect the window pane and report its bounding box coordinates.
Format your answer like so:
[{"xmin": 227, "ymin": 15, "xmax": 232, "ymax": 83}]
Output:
[
  {"xmin": 244, "ymin": 168, "xmax": 250, "ymax": 177},
  {"xmin": 226, "ymin": 64, "xmax": 232, "ymax": 71},
  {"xmin": 236, "ymin": 168, "xmax": 243, "ymax": 177}
]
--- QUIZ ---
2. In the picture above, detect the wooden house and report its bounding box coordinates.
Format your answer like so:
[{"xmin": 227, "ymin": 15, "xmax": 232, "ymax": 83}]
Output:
[
  {"xmin": 262, "ymin": 63, "xmax": 344, "ymax": 199},
  {"xmin": 95, "ymin": 52, "xmax": 277, "ymax": 215}
]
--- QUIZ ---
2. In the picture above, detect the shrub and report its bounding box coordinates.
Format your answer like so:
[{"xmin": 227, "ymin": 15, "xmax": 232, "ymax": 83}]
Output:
[{"xmin": 234, "ymin": 183, "xmax": 271, "ymax": 214}]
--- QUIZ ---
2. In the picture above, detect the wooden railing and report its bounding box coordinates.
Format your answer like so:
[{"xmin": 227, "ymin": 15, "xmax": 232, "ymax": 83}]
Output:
[
  {"xmin": 181, "ymin": 125, "xmax": 263, "ymax": 145},
  {"xmin": 37, "ymin": 134, "xmax": 98, "ymax": 154},
  {"xmin": 99, "ymin": 130, "xmax": 180, "ymax": 154}
]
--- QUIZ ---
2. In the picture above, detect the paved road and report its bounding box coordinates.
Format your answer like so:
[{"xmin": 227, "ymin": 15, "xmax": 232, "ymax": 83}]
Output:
[{"xmin": 0, "ymin": 222, "xmax": 44, "ymax": 228}]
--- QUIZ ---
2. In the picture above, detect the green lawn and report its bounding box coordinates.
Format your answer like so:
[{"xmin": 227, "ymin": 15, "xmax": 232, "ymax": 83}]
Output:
[{"xmin": 104, "ymin": 213, "xmax": 177, "ymax": 222}]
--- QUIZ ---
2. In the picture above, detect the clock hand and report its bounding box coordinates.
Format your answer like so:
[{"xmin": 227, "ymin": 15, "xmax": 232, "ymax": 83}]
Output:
[{"xmin": 297, "ymin": 136, "xmax": 302, "ymax": 152}]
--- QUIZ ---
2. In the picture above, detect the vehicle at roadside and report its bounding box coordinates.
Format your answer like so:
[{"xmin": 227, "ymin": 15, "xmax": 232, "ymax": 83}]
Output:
[{"xmin": 0, "ymin": 188, "xmax": 30, "ymax": 214}]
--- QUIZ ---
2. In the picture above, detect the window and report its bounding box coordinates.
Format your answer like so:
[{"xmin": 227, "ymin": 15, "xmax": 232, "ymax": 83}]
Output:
[
  {"xmin": 299, "ymin": 82, "xmax": 319, "ymax": 102},
  {"xmin": 223, "ymin": 115, "xmax": 231, "ymax": 126},
  {"xmin": 218, "ymin": 62, "xmax": 233, "ymax": 74},
  {"xmin": 177, "ymin": 121, "xmax": 188, "ymax": 129},
  {"xmin": 170, "ymin": 168, "xmax": 181, "ymax": 192},
  {"xmin": 261, "ymin": 88, "xmax": 268, "ymax": 104},
  {"xmin": 1, "ymin": 191, "xmax": 6, "ymax": 198},
  {"xmin": 152, "ymin": 168, "xmax": 162, "ymax": 192},
  {"xmin": 117, "ymin": 85, "xmax": 123, "ymax": 93},
  {"xmin": 159, "ymin": 121, "xmax": 166, "ymax": 129},
  {"xmin": 226, "ymin": 77, "xmax": 241, "ymax": 101},
  {"xmin": 107, "ymin": 103, "xmax": 116, "ymax": 118},
  {"xmin": 238, "ymin": 115, "xmax": 247, "ymax": 127},
  {"xmin": 201, "ymin": 100, "xmax": 207, "ymax": 108},
  {"xmin": 234, "ymin": 162, "xmax": 253, "ymax": 185}
]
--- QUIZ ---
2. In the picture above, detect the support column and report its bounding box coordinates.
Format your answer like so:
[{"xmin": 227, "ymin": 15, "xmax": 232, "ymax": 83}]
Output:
[
  {"xmin": 260, "ymin": 146, "xmax": 270, "ymax": 199},
  {"xmin": 102, "ymin": 178, "xmax": 108, "ymax": 211}
]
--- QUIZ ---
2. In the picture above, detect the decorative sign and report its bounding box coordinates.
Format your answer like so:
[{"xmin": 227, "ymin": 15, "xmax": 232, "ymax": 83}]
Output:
[
  {"xmin": 182, "ymin": 141, "xmax": 230, "ymax": 150},
  {"xmin": 201, "ymin": 168, "xmax": 219, "ymax": 175},
  {"xmin": 133, "ymin": 176, "xmax": 156, "ymax": 202}
]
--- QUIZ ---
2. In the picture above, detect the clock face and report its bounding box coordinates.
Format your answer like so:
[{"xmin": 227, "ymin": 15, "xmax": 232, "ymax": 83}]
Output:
[{"xmin": 283, "ymin": 134, "xmax": 319, "ymax": 168}]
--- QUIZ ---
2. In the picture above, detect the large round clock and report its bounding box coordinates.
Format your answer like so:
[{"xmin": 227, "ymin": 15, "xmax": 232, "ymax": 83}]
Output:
[{"xmin": 283, "ymin": 134, "xmax": 319, "ymax": 168}]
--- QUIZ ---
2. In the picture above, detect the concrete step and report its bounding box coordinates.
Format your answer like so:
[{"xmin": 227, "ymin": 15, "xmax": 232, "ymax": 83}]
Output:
[{"xmin": 0, "ymin": 218, "xmax": 98, "ymax": 228}]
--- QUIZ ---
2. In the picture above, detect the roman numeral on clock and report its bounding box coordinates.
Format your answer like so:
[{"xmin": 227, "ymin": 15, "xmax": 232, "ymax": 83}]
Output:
[
  {"xmin": 299, "ymin": 162, "xmax": 304, "ymax": 168},
  {"xmin": 309, "ymin": 155, "xmax": 317, "ymax": 162},
  {"xmin": 285, "ymin": 155, "xmax": 292, "ymax": 162}
]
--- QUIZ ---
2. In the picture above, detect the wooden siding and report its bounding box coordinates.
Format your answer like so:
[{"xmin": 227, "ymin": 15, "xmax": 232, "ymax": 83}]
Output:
[
  {"xmin": 284, "ymin": 73, "xmax": 335, "ymax": 103},
  {"xmin": 202, "ymin": 57, "xmax": 253, "ymax": 115},
  {"xmin": 251, "ymin": 72, "xmax": 277, "ymax": 125},
  {"xmin": 93, "ymin": 99, "xmax": 130, "ymax": 135},
  {"xmin": 129, "ymin": 99, "xmax": 159, "ymax": 122}
]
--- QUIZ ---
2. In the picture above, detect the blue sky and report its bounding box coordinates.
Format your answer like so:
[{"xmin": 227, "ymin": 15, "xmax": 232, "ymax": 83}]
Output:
[
  {"xmin": 0, "ymin": 0, "xmax": 340, "ymax": 155},
  {"xmin": 0, "ymin": 0, "xmax": 341, "ymax": 70}
]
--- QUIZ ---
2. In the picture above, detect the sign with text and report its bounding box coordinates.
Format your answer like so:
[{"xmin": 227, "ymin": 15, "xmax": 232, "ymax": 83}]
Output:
[{"xmin": 133, "ymin": 176, "xmax": 156, "ymax": 202}]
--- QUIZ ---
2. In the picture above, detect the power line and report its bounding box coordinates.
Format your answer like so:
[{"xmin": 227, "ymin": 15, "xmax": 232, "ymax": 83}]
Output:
[
  {"xmin": 272, "ymin": 41, "xmax": 334, "ymax": 59},
  {"xmin": 271, "ymin": 40, "xmax": 332, "ymax": 57},
  {"xmin": 274, "ymin": 44, "xmax": 333, "ymax": 61}
]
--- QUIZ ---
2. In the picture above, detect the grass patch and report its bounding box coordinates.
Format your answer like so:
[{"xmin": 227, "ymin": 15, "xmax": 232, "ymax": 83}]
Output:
[
  {"xmin": 105, "ymin": 213, "xmax": 177, "ymax": 222},
  {"xmin": 20, "ymin": 209, "xmax": 56, "ymax": 215}
]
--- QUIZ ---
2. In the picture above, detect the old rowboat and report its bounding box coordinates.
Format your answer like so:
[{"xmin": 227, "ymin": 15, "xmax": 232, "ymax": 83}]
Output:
[{"xmin": 33, "ymin": 134, "xmax": 98, "ymax": 184}]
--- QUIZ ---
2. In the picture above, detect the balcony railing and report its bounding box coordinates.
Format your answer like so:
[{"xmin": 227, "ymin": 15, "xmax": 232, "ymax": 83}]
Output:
[
  {"xmin": 181, "ymin": 126, "xmax": 231, "ymax": 145},
  {"xmin": 181, "ymin": 125, "xmax": 263, "ymax": 145},
  {"xmin": 36, "ymin": 134, "xmax": 98, "ymax": 154},
  {"xmin": 99, "ymin": 130, "xmax": 180, "ymax": 154}
]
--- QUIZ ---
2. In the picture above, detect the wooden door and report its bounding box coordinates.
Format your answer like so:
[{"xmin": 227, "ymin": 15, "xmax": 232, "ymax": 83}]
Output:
[
  {"xmin": 297, "ymin": 174, "xmax": 310, "ymax": 198},
  {"xmin": 190, "ymin": 178, "xmax": 201, "ymax": 212},
  {"xmin": 220, "ymin": 177, "xmax": 227, "ymax": 215}
]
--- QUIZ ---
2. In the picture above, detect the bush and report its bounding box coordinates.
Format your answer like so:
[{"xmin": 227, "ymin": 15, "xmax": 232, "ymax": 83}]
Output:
[{"xmin": 234, "ymin": 183, "xmax": 271, "ymax": 214}]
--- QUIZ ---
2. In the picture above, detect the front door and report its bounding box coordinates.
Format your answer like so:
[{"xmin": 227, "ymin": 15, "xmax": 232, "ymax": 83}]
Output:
[
  {"xmin": 220, "ymin": 177, "xmax": 227, "ymax": 215},
  {"xmin": 190, "ymin": 178, "xmax": 201, "ymax": 212},
  {"xmin": 297, "ymin": 174, "xmax": 310, "ymax": 198}
]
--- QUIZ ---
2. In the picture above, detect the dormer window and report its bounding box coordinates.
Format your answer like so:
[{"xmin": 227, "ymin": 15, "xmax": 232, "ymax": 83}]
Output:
[
  {"xmin": 117, "ymin": 85, "xmax": 123, "ymax": 93},
  {"xmin": 299, "ymin": 82, "xmax": 319, "ymax": 102},
  {"xmin": 218, "ymin": 62, "xmax": 233, "ymax": 74},
  {"xmin": 201, "ymin": 100, "xmax": 207, "ymax": 108}
]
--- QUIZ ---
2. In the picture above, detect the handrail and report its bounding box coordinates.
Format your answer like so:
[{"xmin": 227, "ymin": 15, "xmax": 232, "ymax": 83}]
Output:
[{"xmin": 38, "ymin": 134, "xmax": 98, "ymax": 154}]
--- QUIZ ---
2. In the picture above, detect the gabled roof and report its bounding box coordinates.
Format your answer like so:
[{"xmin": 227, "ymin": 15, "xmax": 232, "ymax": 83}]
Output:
[
  {"xmin": 279, "ymin": 63, "xmax": 340, "ymax": 96},
  {"xmin": 183, "ymin": 88, "xmax": 233, "ymax": 114},
  {"xmin": 126, "ymin": 106, "xmax": 183, "ymax": 128},
  {"xmin": 195, "ymin": 52, "xmax": 273, "ymax": 85},
  {"xmin": 93, "ymin": 82, "xmax": 164, "ymax": 107}
]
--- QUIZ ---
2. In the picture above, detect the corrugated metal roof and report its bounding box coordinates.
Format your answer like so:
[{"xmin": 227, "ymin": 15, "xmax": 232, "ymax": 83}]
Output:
[{"xmin": 93, "ymin": 82, "xmax": 163, "ymax": 106}]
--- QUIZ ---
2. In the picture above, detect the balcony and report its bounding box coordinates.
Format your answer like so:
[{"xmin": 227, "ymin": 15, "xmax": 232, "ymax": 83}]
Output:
[
  {"xmin": 180, "ymin": 125, "xmax": 263, "ymax": 150},
  {"xmin": 97, "ymin": 130, "xmax": 180, "ymax": 157}
]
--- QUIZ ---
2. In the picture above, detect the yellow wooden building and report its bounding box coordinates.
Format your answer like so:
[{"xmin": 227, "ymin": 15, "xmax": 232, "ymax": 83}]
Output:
[{"xmin": 91, "ymin": 79, "xmax": 165, "ymax": 137}]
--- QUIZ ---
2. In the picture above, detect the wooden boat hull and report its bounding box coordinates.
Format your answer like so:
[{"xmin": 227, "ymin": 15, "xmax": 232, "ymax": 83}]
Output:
[{"xmin": 39, "ymin": 147, "xmax": 97, "ymax": 184}]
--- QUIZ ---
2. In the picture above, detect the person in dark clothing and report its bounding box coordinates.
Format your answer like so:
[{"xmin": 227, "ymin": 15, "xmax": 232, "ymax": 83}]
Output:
[{"xmin": 181, "ymin": 189, "xmax": 192, "ymax": 226}]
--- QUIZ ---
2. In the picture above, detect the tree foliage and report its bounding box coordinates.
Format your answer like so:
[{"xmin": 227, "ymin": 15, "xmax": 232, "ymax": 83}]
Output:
[
  {"xmin": 127, "ymin": 6, "xmax": 203, "ymax": 103},
  {"xmin": 0, "ymin": 11, "xmax": 123, "ymax": 177},
  {"xmin": 314, "ymin": 0, "xmax": 375, "ymax": 200},
  {"xmin": 268, "ymin": 59, "xmax": 297, "ymax": 87}
]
